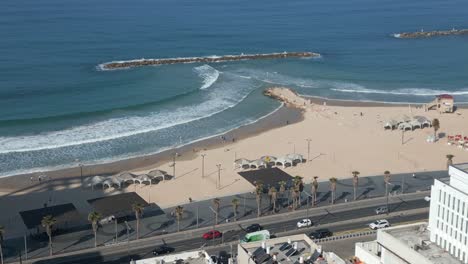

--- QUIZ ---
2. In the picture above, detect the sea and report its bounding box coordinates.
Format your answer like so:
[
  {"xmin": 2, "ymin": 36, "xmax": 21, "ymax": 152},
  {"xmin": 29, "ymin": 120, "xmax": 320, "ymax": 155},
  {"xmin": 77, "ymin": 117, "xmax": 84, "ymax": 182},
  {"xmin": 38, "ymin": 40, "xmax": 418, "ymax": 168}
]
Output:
[{"xmin": 1, "ymin": 0, "xmax": 468, "ymax": 177}]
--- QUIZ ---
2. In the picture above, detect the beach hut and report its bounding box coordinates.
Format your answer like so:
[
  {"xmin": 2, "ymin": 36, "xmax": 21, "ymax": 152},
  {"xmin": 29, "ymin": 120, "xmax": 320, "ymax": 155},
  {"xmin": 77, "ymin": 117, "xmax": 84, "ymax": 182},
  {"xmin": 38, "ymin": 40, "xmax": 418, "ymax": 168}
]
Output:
[
  {"xmin": 286, "ymin": 153, "xmax": 304, "ymax": 163},
  {"xmin": 409, "ymin": 119, "xmax": 422, "ymax": 130},
  {"xmin": 384, "ymin": 120, "xmax": 398, "ymax": 130},
  {"xmin": 276, "ymin": 156, "xmax": 293, "ymax": 168},
  {"xmin": 415, "ymin": 116, "xmax": 432, "ymax": 128},
  {"xmin": 117, "ymin": 172, "xmax": 137, "ymax": 184},
  {"xmin": 234, "ymin": 158, "xmax": 252, "ymax": 170},
  {"xmin": 260, "ymin": 156, "xmax": 277, "ymax": 166},
  {"xmin": 148, "ymin": 169, "xmax": 168, "ymax": 182},
  {"xmin": 249, "ymin": 159, "xmax": 266, "ymax": 169},
  {"xmin": 398, "ymin": 122, "xmax": 412, "ymax": 131},
  {"xmin": 89, "ymin": 176, "xmax": 105, "ymax": 190},
  {"xmin": 425, "ymin": 94, "xmax": 454, "ymax": 113},
  {"xmin": 135, "ymin": 174, "xmax": 152, "ymax": 185}
]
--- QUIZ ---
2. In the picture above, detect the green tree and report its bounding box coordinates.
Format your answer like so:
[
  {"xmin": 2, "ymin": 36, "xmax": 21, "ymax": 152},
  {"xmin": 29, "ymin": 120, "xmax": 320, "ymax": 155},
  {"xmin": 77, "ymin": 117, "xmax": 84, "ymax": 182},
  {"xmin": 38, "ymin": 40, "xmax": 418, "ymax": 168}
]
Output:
[
  {"xmin": 293, "ymin": 176, "xmax": 304, "ymax": 208},
  {"xmin": 88, "ymin": 211, "xmax": 102, "ymax": 248},
  {"xmin": 432, "ymin": 118, "xmax": 440, "ymax": 139},
  {"xmin": 446, "ymin": 154, "xmax": 454, "ymax": 170},
  {"xmin": 352, "ymin": 171, "xmax": 360, "ymax": 201},
  {"xmin": 175, "ymin": 206, "xmax": 184, "ymax": 232},
  {"xmin": 212, "ymin": 198, "xmax": 221, "ymax": 225},
  {"xmin": 231, "ymin": 198, "xmax": 240, "ymax": 221},
  {"xmin": 132, "ymin": 203, "xmax": 144, "ymax": 239},
  {"xmin": 41, "ymin": 215, "xmax": 57, "ymax": 256},
  {"xmin": 329, "ymin": 177, "xmax": 338, "ymax": 204}
]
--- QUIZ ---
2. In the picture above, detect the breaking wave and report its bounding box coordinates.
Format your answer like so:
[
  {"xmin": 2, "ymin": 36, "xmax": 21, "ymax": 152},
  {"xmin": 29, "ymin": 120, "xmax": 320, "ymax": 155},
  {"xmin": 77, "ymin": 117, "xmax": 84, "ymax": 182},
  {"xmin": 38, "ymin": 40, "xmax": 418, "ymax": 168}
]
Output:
[{"xmin": 193, "ymin": 65, "xmax": 220, "ymax": 90}]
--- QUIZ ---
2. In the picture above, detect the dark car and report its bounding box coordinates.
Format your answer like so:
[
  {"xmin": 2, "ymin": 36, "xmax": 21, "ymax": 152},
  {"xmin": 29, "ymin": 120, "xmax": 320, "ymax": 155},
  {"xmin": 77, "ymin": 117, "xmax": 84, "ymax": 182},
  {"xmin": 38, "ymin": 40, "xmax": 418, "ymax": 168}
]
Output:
[
  {"xmin": 152, "ymin": 245, "xmax": 175, "ymax": 255},
  {"xmin": 245, "ymin": 224, "xmax": 263, "ymax": 233},
  {"xmin": 308, "ymin": 229, "xmax": 333, "ymax": 239}
]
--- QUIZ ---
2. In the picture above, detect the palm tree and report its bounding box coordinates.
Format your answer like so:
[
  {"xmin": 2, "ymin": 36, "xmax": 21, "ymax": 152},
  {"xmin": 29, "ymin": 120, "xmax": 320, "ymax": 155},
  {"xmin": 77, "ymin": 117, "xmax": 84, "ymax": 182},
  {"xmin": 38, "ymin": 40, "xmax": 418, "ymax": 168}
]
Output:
[
  {"xmin": 175, "ymin": 206, "xmax": 184, "ymax": 232},
  {"xmin": 293, "ymin": 176, "xmax": 304, "ymax": 208},
  {"xmin": 132, "ymin": 203, "xmax": 144, "ymax": 240},
  {"xmin": 212, "ymin": 198, "xmax": 221, "ymax": 225},
  {"xmin": 384, "ymin": 171, "xmax": 391, "ymax": 211},
  {"xmin": 432, "ymin": 118, "xmax": 440, "ymax": 140},
  {"xmin": 231, "ymin": 198, "xmax": 240, "ymax": 221},
  {"xmin": 311, "ymin": 176, "xmax": 319, "ymax": 206},
  {"xmin": 255, "ymin": 181, "xmax": 264, "ymax": 217},
  {"xmin": 0, "ymin": 225, "xmax": 4, "ymax": 264},
  {"xmin": 352, "ymin": 171, "xmax": 360, "ymax": 201},
  {"xmin": 278, "ymin": 181, "xmax": 286, "ymax": 205},
  {"xmin": 41, "ymin": 215, "xmax": 56, "ymax": 256},
  {"xmin": 329, "ymin": 177, "xmax": 338, "ymax": 204},
  {"xmin": 268, "ymin": 187, "xmax": 278, "ymax": 213},
  {"xmin": 446, "ymin": 154, "xmax": 454, "ymax": 169},
  {"xmin": 88, "ymin": 211, "xmax": 102, "ymax": 248}
]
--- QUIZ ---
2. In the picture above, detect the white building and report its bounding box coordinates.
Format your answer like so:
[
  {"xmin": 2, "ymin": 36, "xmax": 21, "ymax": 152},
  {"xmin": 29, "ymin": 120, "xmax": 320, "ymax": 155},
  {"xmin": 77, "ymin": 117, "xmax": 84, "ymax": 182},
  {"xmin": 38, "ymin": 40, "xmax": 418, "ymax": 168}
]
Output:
[
  {"xmin": 428, "ymin": 164, "xmax": 468, "ymax": 263},
  {"xmin": 355, "ymin": 163, "xmax": 468, "ymax": 264},
  {"xmin": 133, "ymin": 250, "xmax": 214, "ymax": 264}
]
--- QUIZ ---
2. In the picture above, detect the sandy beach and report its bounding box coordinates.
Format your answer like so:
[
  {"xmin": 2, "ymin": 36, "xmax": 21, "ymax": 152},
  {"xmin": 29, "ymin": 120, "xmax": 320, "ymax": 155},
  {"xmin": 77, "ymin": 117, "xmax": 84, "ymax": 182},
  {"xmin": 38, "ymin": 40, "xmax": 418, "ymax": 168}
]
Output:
[{"xmin": 2, "ymin": 87, "xmax": 468, "ymax": 208}]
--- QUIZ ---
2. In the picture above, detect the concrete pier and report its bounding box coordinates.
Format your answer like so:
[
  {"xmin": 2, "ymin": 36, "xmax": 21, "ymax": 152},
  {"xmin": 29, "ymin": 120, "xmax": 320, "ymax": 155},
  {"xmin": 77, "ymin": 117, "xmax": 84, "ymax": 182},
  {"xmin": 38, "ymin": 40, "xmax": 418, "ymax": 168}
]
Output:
[{"xmin": 99, "ymin": 51, "xmax": 319, "ymax": 70}]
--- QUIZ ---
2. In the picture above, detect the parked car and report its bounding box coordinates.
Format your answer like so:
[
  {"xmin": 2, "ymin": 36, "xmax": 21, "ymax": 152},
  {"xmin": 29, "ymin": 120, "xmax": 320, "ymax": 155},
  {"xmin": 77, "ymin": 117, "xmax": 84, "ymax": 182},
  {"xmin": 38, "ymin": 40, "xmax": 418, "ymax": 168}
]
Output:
[
  {"xmin": 375, "ymin": 206, "xmax": 388, "ymax": 215},
  {"xmin": 245, "ymin": 224, "xmax": 263, "ymax": 233},
  {"xmin": 308, "ymin": 229, "xmax": 333, "ymax": 239},
  {"xmin": 369, "ymin": 219, "xmax": 390, "ymax": 230},
  {"xmin": 152, "ymin": 245, "xmax": 175, "ymax": 256},
  {"xmin": 99, "ymin": 215, "xmax": 115, "ymax": 225},
  {"xmin": 297, "ymin": 219, "xmax": 313, "ymax": 228},
  {"xmin": 203, "ymin": 230, "xmax": 222, "ymax": 240}
]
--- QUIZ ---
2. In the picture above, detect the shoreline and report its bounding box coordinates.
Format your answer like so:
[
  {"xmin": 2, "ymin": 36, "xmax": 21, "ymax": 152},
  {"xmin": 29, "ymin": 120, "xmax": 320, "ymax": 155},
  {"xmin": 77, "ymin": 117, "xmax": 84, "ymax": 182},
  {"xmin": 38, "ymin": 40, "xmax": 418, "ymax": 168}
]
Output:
[
  {"xmin": 2, "ymin": 91, "xmax": 466, "ymax": 192},
  {"xmin": 0, "ymin": 104, "xmax": 303, "ymax": 191}
]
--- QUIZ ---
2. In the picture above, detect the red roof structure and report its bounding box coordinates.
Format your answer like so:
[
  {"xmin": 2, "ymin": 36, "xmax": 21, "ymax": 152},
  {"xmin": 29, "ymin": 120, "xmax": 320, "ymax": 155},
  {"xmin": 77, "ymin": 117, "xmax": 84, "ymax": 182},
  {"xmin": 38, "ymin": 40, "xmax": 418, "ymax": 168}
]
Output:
[{"xmin": 437, "ymin": 94, "xmax": 453, "ymax": 99}]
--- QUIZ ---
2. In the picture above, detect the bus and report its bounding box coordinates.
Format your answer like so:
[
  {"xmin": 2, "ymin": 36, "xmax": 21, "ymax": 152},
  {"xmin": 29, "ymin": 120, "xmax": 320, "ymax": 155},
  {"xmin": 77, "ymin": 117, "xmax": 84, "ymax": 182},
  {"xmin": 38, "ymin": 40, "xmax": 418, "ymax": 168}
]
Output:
[{"xmin": 241, "ymin": 230, "xmax": 270, "ymax": 243}]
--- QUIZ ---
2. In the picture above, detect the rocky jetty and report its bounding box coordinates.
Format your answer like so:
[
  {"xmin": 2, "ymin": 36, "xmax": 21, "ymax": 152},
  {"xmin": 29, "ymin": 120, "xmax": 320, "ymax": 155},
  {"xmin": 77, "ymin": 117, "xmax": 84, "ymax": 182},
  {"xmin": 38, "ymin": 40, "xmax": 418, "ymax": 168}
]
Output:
[
  {"xmin": 395, "ymin": 28, "xmax": 468, "ymax": 38},
  {"xmin": 100, "ymin": 52, "xmax": 319, "ymax": 70},
  {"xmin": 263, "ymin": 87, "xmax": 309, "ymax": 110}
]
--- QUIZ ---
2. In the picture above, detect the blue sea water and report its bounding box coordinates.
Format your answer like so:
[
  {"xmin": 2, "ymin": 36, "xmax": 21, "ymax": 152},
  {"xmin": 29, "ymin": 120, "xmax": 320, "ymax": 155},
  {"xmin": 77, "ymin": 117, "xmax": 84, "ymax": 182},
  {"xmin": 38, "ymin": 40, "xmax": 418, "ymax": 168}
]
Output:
[{"xmin": 1, "ymin": 0, "xmax": 468, "ymax": 176}]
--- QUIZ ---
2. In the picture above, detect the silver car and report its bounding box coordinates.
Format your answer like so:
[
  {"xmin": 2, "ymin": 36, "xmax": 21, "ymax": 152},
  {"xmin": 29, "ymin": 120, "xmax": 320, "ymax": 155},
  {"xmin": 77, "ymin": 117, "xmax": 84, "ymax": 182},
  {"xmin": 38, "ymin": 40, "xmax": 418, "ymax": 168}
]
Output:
[{"xmin": 375, "ymin": 206, "xmax": 388, "ymax": 215}]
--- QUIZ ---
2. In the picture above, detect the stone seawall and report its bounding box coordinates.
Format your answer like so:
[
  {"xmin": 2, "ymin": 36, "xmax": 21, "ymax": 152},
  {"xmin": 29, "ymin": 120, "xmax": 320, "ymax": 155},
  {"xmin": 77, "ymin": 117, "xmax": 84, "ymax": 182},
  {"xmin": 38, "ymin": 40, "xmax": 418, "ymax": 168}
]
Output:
[
  {"xmin": 99, "ymin": 52, "xmax": 319, "ymax": 70},
  {"xmin": 395, "ymin": 29, "xmax": 468, "ymax": 38}
]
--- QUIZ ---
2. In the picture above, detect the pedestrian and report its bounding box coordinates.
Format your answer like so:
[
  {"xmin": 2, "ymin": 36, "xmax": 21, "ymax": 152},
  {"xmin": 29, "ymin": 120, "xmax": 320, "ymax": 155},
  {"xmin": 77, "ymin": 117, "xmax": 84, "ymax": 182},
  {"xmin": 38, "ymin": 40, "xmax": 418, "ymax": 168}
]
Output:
[{"xmin": 189, "ymin": 197, "xmax": 193, "ymax": 203}]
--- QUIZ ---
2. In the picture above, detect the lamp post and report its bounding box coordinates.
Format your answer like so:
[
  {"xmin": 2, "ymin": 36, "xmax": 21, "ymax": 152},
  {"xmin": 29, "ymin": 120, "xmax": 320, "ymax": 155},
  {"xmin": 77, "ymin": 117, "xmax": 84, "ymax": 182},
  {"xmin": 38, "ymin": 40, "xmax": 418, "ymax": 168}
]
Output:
[
  {"xmin": 201, "ymin": 154, "xmax": 206, "ymax": 178},
  {"xmin": 306, "ymin": 139, "xmax": 312, "ymax": 161},
  {"xmin": 172, "ymin": 153, "xmax": 178, "ymax": 179},
  {"xmin": 216, "ymin": 164, "xmax": 221, "ymax": 189}
]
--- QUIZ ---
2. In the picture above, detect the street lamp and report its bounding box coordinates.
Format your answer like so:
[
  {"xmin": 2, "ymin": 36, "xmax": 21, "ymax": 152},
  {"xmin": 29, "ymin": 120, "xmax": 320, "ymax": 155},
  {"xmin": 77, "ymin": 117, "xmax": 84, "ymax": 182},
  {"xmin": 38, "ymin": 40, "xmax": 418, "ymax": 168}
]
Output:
[
  {"xmin": 306, "ymin": 139, "xmax": 312, "ymax": 161},
  {"xmin": 172, "ymin": 153, "xmax": 178, "ymax": 179},
  {"xmin": 201, "ymin": 154, "xmax": 206, "ymax": 178},
  {"xmin": 216, "ymin": 164, "xmax": 221, "ymax": 189}
]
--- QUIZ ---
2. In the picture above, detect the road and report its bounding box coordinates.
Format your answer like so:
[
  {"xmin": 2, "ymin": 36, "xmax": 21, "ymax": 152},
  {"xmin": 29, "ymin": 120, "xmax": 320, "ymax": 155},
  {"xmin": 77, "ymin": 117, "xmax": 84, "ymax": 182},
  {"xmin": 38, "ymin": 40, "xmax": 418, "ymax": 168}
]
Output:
[{"xmin": 31, "ymin": 198, "xmax": 429, "ymax": 264}]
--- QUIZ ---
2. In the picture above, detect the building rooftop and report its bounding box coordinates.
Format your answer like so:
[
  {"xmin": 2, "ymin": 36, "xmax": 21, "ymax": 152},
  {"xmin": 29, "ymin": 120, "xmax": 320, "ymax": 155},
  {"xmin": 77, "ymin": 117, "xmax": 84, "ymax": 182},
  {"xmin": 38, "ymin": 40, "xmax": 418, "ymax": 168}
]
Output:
[
  {"xmin": 133, "ymin": 250, "xmax": 211, "ymax": 264},
  {"xmin": 237, "ymin": 234, "xmax": 342, "ymax": 264},
  {"xmin": 383, "ymin": 223, "xmax": 462, "ymax": 264},
  {"xmin": 453, "ymin": 163, "xmax": 468, "ymax": 174}
]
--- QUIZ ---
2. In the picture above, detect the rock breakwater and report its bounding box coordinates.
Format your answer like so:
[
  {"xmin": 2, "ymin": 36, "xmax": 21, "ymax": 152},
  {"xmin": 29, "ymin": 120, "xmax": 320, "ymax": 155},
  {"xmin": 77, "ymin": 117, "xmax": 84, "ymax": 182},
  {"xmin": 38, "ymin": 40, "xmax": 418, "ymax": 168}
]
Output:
[
  {"xmin": 394, "ymin": 29, "xmax": 468, "ymax": 38},
  {"xmin": 99, "ymin": 52, "xmax": 319, "ymax": 70}
]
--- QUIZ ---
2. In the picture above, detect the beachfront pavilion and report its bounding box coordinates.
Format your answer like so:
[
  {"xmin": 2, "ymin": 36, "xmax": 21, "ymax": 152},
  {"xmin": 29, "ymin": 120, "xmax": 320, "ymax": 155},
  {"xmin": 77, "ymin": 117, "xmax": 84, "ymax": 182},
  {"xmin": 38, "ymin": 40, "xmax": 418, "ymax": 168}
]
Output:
[
  {"xmin": 87, "ymin": 192, "xmax": 149, "ymax": 219},
  {"xmin": 19, "ymin": 203, "xmax": 86, "ymax": 235},
  {"xmin": 238, "ymin": 167, "xmax": 294, "ymax": 192}
]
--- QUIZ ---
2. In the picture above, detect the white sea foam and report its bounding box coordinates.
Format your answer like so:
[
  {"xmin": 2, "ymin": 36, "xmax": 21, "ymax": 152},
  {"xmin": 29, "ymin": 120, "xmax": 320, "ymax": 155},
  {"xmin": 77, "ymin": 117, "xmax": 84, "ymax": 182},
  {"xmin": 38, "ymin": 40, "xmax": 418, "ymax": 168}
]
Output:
[
  {"xmin": 193, "ymin": 65, "xmax": 220, "ymax": 90},
  {"xmin": 331, "ymin": 87, "xmax": 468, "ymax": 96},
  {"xmin": 393, "ymin": 33, "xmax": 401, "ymax": 38},
  {"xmin": 0, "ymin": 73, "xmax": 254, "ymax": 155}
]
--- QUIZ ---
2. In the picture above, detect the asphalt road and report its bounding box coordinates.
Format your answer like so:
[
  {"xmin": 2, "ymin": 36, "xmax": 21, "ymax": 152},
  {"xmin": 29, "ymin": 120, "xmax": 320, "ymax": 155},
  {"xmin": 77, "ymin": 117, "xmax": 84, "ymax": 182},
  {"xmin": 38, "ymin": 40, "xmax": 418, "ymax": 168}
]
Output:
[{"xmin": 32, "ymin": 199, "xmax": 429, "ymax": 264}]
